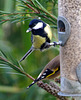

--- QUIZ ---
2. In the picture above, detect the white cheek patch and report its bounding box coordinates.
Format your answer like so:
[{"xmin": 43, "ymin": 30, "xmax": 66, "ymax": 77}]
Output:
[{"xmin": 33, "ymin": 22, "xmax": 43, "ymax": 30}]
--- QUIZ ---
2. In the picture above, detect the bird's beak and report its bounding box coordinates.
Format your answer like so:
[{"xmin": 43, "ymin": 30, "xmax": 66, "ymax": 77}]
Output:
[{"xmin": 26, "ymin": 28, "xmax": 32, "ymax": 33}]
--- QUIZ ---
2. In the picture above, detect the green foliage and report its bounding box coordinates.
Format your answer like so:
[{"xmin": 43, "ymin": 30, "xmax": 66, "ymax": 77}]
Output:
[
  {"xmin": 0, "ymin": 0, "xmax": 59, "ymax": 100},
  {"xmin": 0, "ymin": 0, "xmax": 58, "ymax": 27}
]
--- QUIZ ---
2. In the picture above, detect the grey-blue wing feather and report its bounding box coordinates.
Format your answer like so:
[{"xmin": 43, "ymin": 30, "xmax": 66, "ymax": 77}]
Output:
[{"xmin": 31, "ymin": 34, "xmax": 33, "ymax": 44}]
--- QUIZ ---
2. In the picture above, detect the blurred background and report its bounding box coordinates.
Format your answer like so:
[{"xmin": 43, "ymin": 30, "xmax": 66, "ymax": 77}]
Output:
[{"xmin": 0, "ymin": 0, "xmax": 59, "ymax": 100}]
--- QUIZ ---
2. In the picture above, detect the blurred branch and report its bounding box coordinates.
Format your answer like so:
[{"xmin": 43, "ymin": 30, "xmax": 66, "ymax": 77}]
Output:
[
  {"xmin": 0, "ymin": 85, "xmax": 21, "ymax": 93},
  {"xmin": 37, "ymin": 81, "xmax": 68, "ymax": 100},
  {"xmin": 0, "ymin": 55, "xmax": 68, "ymax": 99},
  {"xmin": 0, "ymin": 0, "xmax": 57, "ymax": 25},
  {"xmin": 24, "ymin": 1, "xmax": 40, "ymax": 13},
  {"xmin": 0, "ymin": 56, "xmax": 34, "ymax": 81}
]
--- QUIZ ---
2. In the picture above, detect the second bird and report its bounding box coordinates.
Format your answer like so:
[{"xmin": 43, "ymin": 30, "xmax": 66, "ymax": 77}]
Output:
[{"xmin": 20, "ymin": 19, "xmax": 54, "ymax": 62}]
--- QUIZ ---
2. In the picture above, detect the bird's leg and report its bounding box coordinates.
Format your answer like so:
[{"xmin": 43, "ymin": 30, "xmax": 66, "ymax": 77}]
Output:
[
  {"xmin": 53, "ymin": 41, "xmax": 62, "ymax": 46},
  {"xmin": 45, "ymin": 41, "xmax": 62, "ymax": 48}
]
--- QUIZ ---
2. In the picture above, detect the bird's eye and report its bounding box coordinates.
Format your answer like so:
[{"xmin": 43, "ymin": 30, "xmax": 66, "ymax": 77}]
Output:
[
  {"xmin": 29, "ymin": 23, "xmax": 36, "ymax": 28},
  {"xmin": 33, "ymin": 23, "xmax": 36, "ymax": 26}
]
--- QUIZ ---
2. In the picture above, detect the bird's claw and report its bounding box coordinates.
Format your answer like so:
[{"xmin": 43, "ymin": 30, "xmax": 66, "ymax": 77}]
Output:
[
  {"xmin": 44, "ymin": 41, "xmax": 62, "ymax": 49},
  {"xmin": 53, "ymin": 41, "xmax": 62, "ymax": 47},
  {"xmin": 53, "ymin": 42, "xmax": 57, "ymax": 47}
]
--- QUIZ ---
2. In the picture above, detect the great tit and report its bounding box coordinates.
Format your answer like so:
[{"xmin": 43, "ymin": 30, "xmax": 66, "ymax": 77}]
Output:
[
  {"xmin": 27, "ymin": 55, "xmax": 60, "ymax": 89},
  {"xmin": 20, "ymin": 19, "xmax": 58, "ymax": 62}
]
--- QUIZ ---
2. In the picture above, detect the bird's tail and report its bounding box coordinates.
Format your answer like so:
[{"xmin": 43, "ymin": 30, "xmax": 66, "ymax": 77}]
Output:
[
  {"xmin": 20, "ymin": 46, "xmax": 34, "ymax": 62},
  {"xmin": 27, "ymin": 81, "xmax": 36, "ymax": 89},
  {"xmin": 27, "ymin": 77, "xmax": 42, "ymax": 89}
]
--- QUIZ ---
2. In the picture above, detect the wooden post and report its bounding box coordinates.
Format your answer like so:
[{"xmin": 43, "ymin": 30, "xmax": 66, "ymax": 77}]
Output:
[{"xmin": 58, "ymin": 0, "xmax": 81, "ymax": 96}]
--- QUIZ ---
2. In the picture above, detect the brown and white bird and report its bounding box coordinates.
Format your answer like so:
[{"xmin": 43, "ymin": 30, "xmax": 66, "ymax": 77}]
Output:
[{"xmin": 27, "ymin": 55, "xmax": 60, "ymax": 89}]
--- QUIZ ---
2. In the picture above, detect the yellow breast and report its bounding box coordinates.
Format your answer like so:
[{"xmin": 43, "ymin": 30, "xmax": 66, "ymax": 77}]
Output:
[{"xmin": 33, "ymin": 35, "xmax": 46, "ymax": 49}]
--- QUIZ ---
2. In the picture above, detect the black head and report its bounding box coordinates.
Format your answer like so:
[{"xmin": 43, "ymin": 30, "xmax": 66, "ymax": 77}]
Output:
[{"xmin": 29, "ymin": 19, "xmax": 46, "ymax": 30}]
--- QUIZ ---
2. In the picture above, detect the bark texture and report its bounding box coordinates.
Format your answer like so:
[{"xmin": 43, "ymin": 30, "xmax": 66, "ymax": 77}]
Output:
[
  {"xmin": 59, "ymin": 0, "xmax": 81, "ymax": 80},
  {"xmin": 58, "ymin": 0, "xmax": 81, "ymax": 94}
]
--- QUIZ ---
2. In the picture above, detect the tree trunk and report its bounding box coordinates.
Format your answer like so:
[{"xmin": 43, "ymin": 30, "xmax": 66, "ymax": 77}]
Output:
[{"xmin": 58, "ymin": 0, "xmax": 81, "ymax": 96}]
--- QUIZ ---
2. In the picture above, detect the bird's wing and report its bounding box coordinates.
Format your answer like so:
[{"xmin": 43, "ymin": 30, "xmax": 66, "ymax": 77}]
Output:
[{"xmin": 31, "ymin": 34, "xmax": 33, "ymax": 44}]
